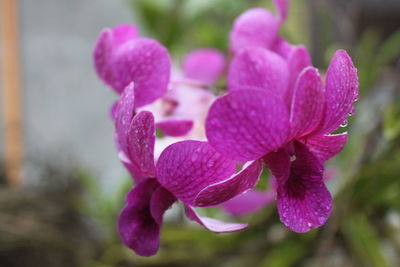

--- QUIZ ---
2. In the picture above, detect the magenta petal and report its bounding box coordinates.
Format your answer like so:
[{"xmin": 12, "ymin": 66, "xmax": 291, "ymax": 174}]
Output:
[
  {"xmin": 228, "ymin": 47, "xmax": 289, "ymax": 99},
  {"xmin": 304, "ymin": 133, "xmax": 348, "ymax": 163},
  {"xmin": 194, "ymin": 160, "xmax": 263, "ymax": 207},
  {"xmin": 318, "ymin": 49, "xmax": 359, "ymax": 134},
  {"xmin": 156, "ymin": 141, "xmax": 236, "ymax": 205},
  {"xmin": 117, "ymin": 179, "xmax": 160, "ymax": 256},
  {"xmin": 206, "ymin": 89, "xmax": 289, "ymax": 161},
  {"xmin": 263, "ymin": 149, "xmax": 291, "ymax": 184},
  {"xmin": 126, "ymin": 111, "xmax": 157, "ymax": 178},
  {"xmin": 273, "ymin": 0, "xmax": 289, "ymax": 22},
  {"xmin": 93, "ymin": 25, "xmax": 138, "ymax": 92},
  {"xmin": 270, "ymin": 142, "xmax": 332, "ymax": 233},
  {"xmin": 156, "ymin": 118, "xmax": 194, "ymax": 137},
  {"xmin": 230, "ymin": 8, "xmax": 280, "ymax": 53},
  {"xmin": 115, "ymin": 83, "xmax": 136, "ymax": 157},
  {"xmin": 185, "ymin": 206, "xmax": 248, "ymax": 232},
  {"xmin": 93, "ymin": 29, "xmax": 114, "ymax": 89},
  {"xmin": 289, "ymin": 67, "xmax": 324, "ymax": 139},
  {"xmin": 111, "ymin": 24, "xmax": 138, "ymax": 47},
  {"xmin": 285, "ymin": 45, "xmax": 312, "ymax": 104},
  {"xmin": 222, "ymin": 189, "xmax": 275, "ymax": 216},
  {"xmin": 183, "ymin": 49, "xmax": 225, "ymax": 85},
  {"xmin": 112, "ymin": 38, "xmax": 171, "ymax": 107},
  {"xmin": 150, "ymin": 186, "xmax": 176, "ymax": 225}
]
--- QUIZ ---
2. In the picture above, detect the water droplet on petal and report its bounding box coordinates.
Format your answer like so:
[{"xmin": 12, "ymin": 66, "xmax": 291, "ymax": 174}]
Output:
[
  {"xmin": 290, "ymin": 155, "xmax": 296, "ymax": 162},
  {"xmin": 340, "ymin": 119, "xmax": 348, "ymax": 128}
]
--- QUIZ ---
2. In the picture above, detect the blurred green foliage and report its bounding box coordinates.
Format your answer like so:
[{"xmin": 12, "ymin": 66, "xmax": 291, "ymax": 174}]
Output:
[{"xmin": 79, "ymin": 0, "xmax": 400, "ymax": 266}]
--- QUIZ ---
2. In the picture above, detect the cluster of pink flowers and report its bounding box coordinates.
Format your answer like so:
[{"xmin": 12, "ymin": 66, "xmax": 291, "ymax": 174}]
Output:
[{"xmin": 93, "ymin": 0, "xmax": 358, "ymax": 256}]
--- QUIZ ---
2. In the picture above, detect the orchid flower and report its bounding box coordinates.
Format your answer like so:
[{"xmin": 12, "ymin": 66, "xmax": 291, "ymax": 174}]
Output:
[
  {"xmin": 115, "ymin": 83, "xmax": 263, "ymax": 256},
  {"xmin": 204, "ymin": 49, "xmax": 358, "ymax": 233},
  {"xmin": 93, "ymin": 24, "xmax": 171, "ymax": 108}
]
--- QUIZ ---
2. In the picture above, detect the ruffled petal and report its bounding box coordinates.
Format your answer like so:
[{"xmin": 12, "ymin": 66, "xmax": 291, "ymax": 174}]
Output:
[
  {"xmin": 304, "ymin": 133, "xmax": 348, "ymax": 163},
  {"xmin": 112, "ymin": 38, "xmax": 171, "ymax": 107},
  {"xmin": 156, "ymin": 118, "xmax": 193, "ymax": 137},
  {"xmin": 185, "ymin": 206, "xmax": 248, "ymax": 232},
  {"xmin": 229, "ymin": 8, "xmax": 280, "ymax": 53},
  {"xmin": 317, "ymin": 49, "xmax": 359, "ymax": 134},
  {"xmin": 228, "ymin": 47, "xmax": 289, "ymax": 99},
  {"xmin": 194, "ymin": 160, "xmax": 263, "ymax": 207},
  {"xmin": 156, "ymin": 141, "xmax": 236, "ymax": 205},
  {"xmin": 222, "ymin": 189, "xmax": 275, "ymax": 216},
  {"xmin": 289, "ymin": 67, "xmax": 324, "ymax": 139},
  {"xmin": 117, "ymin": 179, "xmax": 161, "ymax": 256},
  {"xmin": 206, "ymin": 89, "xmax": 289, "ymax": 161},
  {"xmin": 265, "ymin": 142, "xmax": 332, "ymax": 233},
  {"xmin": 183, "ymin": 49, "xmax": 225, "ymax": 85}
]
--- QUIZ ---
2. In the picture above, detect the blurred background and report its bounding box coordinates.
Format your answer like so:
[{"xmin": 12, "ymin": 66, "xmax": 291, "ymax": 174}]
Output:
[{"xmin": 0, "ymin": 0, "xmax": 399, "ymax": 266}]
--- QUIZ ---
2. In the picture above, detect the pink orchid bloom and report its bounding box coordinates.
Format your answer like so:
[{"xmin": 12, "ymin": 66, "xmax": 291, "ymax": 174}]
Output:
[
  {"xmin": 204, "ymin": 49, "xmax": 358, "ymax": 233},
  {"xmin": 115, "ymin": 84, "xmax": 265, "ymax": 256},
  {"xmin": 93, "ymin": 24, "xmax": 171, "ymax": 108}
]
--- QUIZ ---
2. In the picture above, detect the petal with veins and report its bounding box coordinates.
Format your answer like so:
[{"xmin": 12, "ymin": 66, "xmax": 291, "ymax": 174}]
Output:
[
  {"xmin": 194, "ymin": 160, "xmax": 263, "ymax": 207},
  {"xmin": 317, "ymin": 49, "xmax": 358, "ymax": 134},
  {"xmin": 206, "ymin": 89, "xmax": 289, "ymax": 161},
  {"xmin": 304, "ymin": 133, "xmax": 348, "ymax": 163},
  {"xmin": 289, "ymin": 67, "xmax": 324, "ymax": 139},
  {"xmin": 156, "ymin": 141, "xmax": 236, "ymax": 205}
]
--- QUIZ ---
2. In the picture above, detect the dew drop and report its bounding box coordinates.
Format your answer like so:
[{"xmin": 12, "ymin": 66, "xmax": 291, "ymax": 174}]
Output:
[
  {"xmin": 290, "ymin": 155, "xmax": 296, "ymax": 162},
  {"xmin": 340, "ymin": 119, "xmax": 348, "ymax": 127}
]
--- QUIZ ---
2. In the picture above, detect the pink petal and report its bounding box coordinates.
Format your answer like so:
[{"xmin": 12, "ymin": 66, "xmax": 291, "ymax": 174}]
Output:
[
  {"xmin": 122, "ymin": 110, "xmax": 157, "ymax": 179},
  {"xmin": 289, "ymin": 67, "xmax": 324, "ymax": 139},
  {"xmin": 228, "ymin": 47, "xmax": 289, "ymax": 99},
  {"xmin": 185, "ymin": 206, "xmax": 248, "ymax": 232},
  {"xmin": 111, "ymin": 24, "xmax": 138, "ymax": 47},
  {"xmin": 206, "ymin": 89, "xmax": 289, "ymax": 161},
  {"xmin": 118, "ymin": 179, "xmax": 161, "ymax": 256},
  {"xmin": 285, "ymin": 45, "xmax": 312, "ymax": 104},
  {"xmin": 263, "ymin": 148, "xmax": 291, "ymax": 184},
  {"xmin": 150, "ymin": 186, "xmax": 176, "ymax": 225},
  {"xmin": 183, "ymin": 49, "xmax": 225, "ymax": 84},
  {"xmin": 156, "ymin": 118, "xmax": 194, "ymax": 137},
  {"xmin": 273, "ymin": 0, "xmax": 289, "ymax": 23},
  {"xmin": 93, "ymin": 25, "xmax": 138, "ymax": 91},
  {"xmin": 115, "ymin": 83, "xmax": 136, "ymax": 158},
  {"xmin": 266, "ymin": 142, "xmax": 332, "ymax": 233},
  {"xmin": 317, "ymin": 49, "xmax": 359, "ymax": 134},
  {"xmin": 156, "ymin": 141, "xmax": 236, "ymax": 205},
  {"xmin": 229, "ymin": 8, "xmax": 280, "ymax": 53},
  {"xmin": 222, "ymin": 189, "xmax": 275, "ymax": 216},
  {"xmin": 112, "ymin": 38, "xmax": 171, "ymax": 107},
  {"xmin": 304, "ymin": 133, "xmax": 348, "ymax": 163},
  {"xmin": 194, "ymin": 160, "xmax": 263, "ymax": 207}
]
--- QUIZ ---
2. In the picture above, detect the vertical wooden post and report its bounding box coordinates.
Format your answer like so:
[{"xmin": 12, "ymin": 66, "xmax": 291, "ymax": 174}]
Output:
[{"xmin": 1, "ymin": 0, "xmax": 23, "ymax": 187}]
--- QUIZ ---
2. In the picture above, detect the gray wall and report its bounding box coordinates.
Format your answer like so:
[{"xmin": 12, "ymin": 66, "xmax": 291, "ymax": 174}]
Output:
[{"xmin": 18, "ymin": 0, "xmax": 138, "ymax": 188}]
